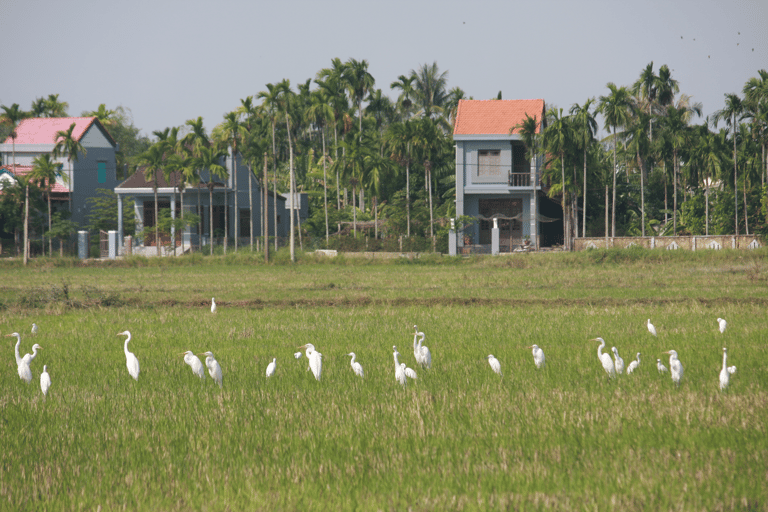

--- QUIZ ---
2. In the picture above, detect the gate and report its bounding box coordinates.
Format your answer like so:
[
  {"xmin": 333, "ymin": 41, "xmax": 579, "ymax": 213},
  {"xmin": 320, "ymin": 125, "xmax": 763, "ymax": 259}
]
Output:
[{"xmin": 100, "ymin": 230, "xmax": 109, "ymax": 258}]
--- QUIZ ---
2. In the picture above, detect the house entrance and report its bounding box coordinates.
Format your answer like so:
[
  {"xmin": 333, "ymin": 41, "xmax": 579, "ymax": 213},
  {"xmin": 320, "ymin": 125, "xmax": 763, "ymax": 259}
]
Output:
[{"xmin": 478, "ymin": 198, "xmax": 523, "ymax": 251}]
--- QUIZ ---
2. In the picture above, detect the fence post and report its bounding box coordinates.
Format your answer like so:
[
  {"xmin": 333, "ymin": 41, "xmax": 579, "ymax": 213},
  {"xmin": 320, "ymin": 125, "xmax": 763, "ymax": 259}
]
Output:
[
  {"xmin": 78, "ymin": 231, "xmax": 89, "ymax": 259},
  {"xmin": 449, "ymin": 219, "xmax": 457, "ymax": 256}
]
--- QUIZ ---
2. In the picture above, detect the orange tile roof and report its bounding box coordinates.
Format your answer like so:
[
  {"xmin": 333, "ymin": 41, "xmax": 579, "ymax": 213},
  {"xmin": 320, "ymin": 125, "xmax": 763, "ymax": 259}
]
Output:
[
  {"xmin": 453, "ymin": 99, "xmax": 545, "ymax": 136},
  {"xmin": 2, "ymin": 117, "xmax": 102, "ymax": 145}
]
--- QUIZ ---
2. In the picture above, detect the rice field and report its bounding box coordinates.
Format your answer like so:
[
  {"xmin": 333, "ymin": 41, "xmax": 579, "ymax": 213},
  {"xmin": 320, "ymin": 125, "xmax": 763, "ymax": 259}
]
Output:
[{"xmin": 1, "ymin": 250, "xmax": 767, "ymax": 510}]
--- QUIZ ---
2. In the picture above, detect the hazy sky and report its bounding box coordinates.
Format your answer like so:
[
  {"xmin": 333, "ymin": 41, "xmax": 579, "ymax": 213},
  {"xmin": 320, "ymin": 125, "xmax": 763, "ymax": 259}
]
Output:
[{"xmin": 2, "ymin": 0, "xmax": 766, "ymax": 139}]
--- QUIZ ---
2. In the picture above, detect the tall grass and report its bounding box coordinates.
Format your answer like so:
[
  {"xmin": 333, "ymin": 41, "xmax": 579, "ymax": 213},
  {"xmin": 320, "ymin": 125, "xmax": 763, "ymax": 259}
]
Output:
[{"xmin": 0, "ymin": 254, "xmax": 766, "ymax": 510}]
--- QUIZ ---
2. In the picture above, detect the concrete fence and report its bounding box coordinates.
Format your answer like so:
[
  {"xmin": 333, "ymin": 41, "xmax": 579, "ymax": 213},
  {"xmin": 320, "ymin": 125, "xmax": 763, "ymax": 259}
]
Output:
[{"xmin": 573, "ymin": 235, "xmax": 763, "ymax": 252}]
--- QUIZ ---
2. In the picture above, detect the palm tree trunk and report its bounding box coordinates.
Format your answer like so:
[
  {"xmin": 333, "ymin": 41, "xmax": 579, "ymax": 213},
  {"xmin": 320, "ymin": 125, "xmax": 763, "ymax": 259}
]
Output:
[
  {"xmin": 705, "ymin": 181, "xmax": 710, "ymax": 235},
  {"xmin": 180, "ymin": 188, "xmax": 185, "ymax": 254},
  {"xmin": 272, "ymin": 120, "xmax": 278, "ymax": 252},
  {"xmin": 561, "ymin": 156, "xmax": 568, "ymax": 250},
  {"xmin": 640, "ymin": 156, "xmax": 645, "ymax": 237},
  {"xmin": 664, "ymin": 163, "xmax": 668, "ymax": 225},
  {"xmin": 23, "ymin": 183, "xmax": 29, "ymax": 265},
  {"xmin": 322, "ymin": 127, "xmax": 329, "ymax": 244},
  {"xmin": 428, "ymin": 165, "xmax": 434, "ymax": 241},
  {"xmin": 289, "ymin": 142, "xmax": 295, "ymax": 262},
  {"xmin": 604, "ymin": 185, "xmax": 609, "ymax": 242},
  {"xmin": 154, "ymin": 171, "xmax": 160, "ymax": 257},
  {"xmin": 733, "ymin": 112, "xmax": 738, "ymax": 236},
  {"xmin": 233, "ymin": 148, "xmax": 238, "ymax": 252},
  {"xmin": 48, "ymin": 190, "xmax": 52, "ymax": 256},
  {"xmin": 744, "ymin": 181, "xmax": 749, "ymax": 235},
  {"xmin": 673, "ymin": 151, "xmax": 678, "ymax": 235},
  {"xmin": 406, "ymin": 155, "xmax": 411, "ymax": 238},
  {"xmin": 248, "ymin": 164, "xmax": 253, "ymax": 251},
  {"xmin": 611, "ymin": 127, "xmax": 617, "ymax": 238},
  {"xmin": 209, "ymin": 183, "xmax": 214, "ymax": 256},
  {"xmin": 582, "ymin": 148, "xmax": 587, "ymax": 238},
  {"xmin": 263, "ymin": 152, "xmax": 269, "ymax": 263}
]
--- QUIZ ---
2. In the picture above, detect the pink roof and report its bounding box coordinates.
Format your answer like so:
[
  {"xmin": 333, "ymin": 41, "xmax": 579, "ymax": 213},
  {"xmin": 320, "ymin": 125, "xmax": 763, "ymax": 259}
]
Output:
[
  {"xmin": 2, "ymin": 117, "xmax": 99, "ymax": 145},
  {"xmin": 453, "ymin": 99, "xmax": 545, "ymax": 136},
  {"xmin": 0, "ymin": 165, "xmax": 69, "ymax": 193}
]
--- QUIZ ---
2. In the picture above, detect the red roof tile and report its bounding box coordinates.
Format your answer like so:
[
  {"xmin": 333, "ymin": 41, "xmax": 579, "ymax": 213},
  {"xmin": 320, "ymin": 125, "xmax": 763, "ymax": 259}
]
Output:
[
  {"xmin": 0, "ymin": 165, "xmax": 69, "ymax": 193},
  {"xmin": 453, "ymin": 99, "xmax": 545, "ymax": 136},
  {"xmin": 2, "ymin": 117, "xmax": 99, "ymax": 145}
]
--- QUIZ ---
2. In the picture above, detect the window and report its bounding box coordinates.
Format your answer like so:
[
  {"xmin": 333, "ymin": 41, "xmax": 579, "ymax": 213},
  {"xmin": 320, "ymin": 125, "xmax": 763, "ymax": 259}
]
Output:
[
  {"xmin": 477, "ymin": 150, "xmax": 501, "ymax": 178},
  {"xmin": 97, "ymin": 162, "xmax": 106, "ymax": 184}
]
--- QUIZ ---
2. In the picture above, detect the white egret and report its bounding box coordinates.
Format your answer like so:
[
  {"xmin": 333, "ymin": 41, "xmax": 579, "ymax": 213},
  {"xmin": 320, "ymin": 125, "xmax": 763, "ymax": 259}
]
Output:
[
  {"xmin": 403, "ymin": 363, "xmax": 417, "ymax": 380},
  {"xmin": 717, "ymin": 317, "xmax": 727, "ymax": 334},
  {"xmin": 347, "ymin": 352, "xmax": 364, "ymax": 378},
  {"xmin": 266, "ymin": 358, "xmax": 276, "ymax": 378},
  {"xmin": 486, "ymin": 354, "xmax": 502, "ymax": 376},
  {"xmin": 8, "ymin": 332, "xmax": 23, "ymax": 367},
  {"xmin": 40, "ymin": 365, "xmax": 51, "ymax": 397},
  {"xmin": 182, "ymin": 350, "xmax": 205, "ymax": 379},
  {"xmin": 719, "ymin": 347, "xmax": 730, "ymax": 390},
  {"xmin": 612, "ymin": 347, "xmax": 625, "ymax": 374},
  {"xmin": 664, "ymin": 349, "xmax": 684, "ymax": 386},
  {"xmin": 656, "ymin": 358, "xmax": 668, "ymax": 374},
  {"xmin": 117, "ymin": 331, "xmax": 140, "ymax": 381},
  {"xmin": 592, "ymin": 338, "xmax": 616, "ymax": 378},
  {"xmin": 298, "ymin": 343, "xmax": 322, "ymax": 381},
  {"xmin": 21, "ymin": 343, "xmax": 42, "ymax": 366},
  {"xmin": 8, "ymin": 333, "xmax": 33, "ymax": 383},
  {"xmin": 200, "ymin": 351, "xmax": 223, "ymax": 388},
  {"xmin": 412, "ymin": 327, "xmax": 432, "ymax": 369},
  {"xmin": 647, "ymin": 319, "xmax": 657, "ymax": 337},
  {"xmin": 31, "ymin": 323, "xmax": 38, "ymax": 336},
  {"xmin": 626, "ymin": 353, "xmax": 641, "ymax": 374},
  {"xmin": 727, "ymin": 366, "xmax": 736, "ymax": 375},
  {"xmin": 294, "ymin": 352, "xmax": 303, "ymax": 359},
  {"xmin": 528, "ymin": 345, "xmax": 545, "ymax": 369},
  {"xmin": 393, "ymin": 346, "xmax": 406, "ymax": 386},
  {"xmin": 211, "ymin": 297, "xmax": 217, "ymax": 314}
]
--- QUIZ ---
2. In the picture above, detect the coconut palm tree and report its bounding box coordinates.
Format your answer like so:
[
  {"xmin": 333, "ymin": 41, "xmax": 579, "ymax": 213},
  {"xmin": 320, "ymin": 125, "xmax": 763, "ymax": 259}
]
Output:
[
  {"xmin": 316, "ymin": 59, "xmax": 349, "ymax": 210},
  {"xmin": 410, "ymin": 62, "xmax": 449, "ymax": 120},
  {"xmin": 83, "ymin": 104, "xmax": 117, "ymax": 127},
  {"xmin": 183, "ymin": 116, "xmax": 210, "ymax": 244},
  {"xmin": 53, "ymin": 122, "xmax": 87, "ymax": 214},
  {"xmin": 570, "ymin": 99, "xmax": 598, "ymax": 237},
  {"xmin": 30, "ymin": 154, "xmax": 64, "ymax": 256},
  {"xmin": 274, "ymin": 79, "xmax": 297, "ymax": 261},
  {"xmin": 598, "ymin": 83, "xmax": 632, "ymax": 237},
  {"xmin": 712, "ymin": 93, "xmax": 745, "ymax": 235},
  {"xmin": 342, "ymin": 58, "xmax": 375, "ymax": 139},
  {"xmin": 390, "ymin": 74, "xmax": 415, "ymax": 119},
  {"xmin": 215, "ymin": 111, "xmax": 247, "ymax": 251}
]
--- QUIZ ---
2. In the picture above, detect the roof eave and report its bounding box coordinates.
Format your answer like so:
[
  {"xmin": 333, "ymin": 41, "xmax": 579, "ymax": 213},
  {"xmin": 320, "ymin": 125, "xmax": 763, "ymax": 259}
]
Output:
[{"xmin": 453, "ymin": 134, "xmax": 522, "ymax": 141}]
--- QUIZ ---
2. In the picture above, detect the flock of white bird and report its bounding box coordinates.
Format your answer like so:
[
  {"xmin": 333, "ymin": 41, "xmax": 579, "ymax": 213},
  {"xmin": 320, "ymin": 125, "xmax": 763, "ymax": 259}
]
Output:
[{"xmin": 6, "ymin": 300, "xmax": 737, "ymax": 396}]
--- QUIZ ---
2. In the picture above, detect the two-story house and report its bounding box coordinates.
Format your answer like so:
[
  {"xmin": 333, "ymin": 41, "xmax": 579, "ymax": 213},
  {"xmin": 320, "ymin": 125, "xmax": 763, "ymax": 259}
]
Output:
[
  {"xmin": 0, "ymin": 117, "xmax": 119, "ymax": 228},
  {"xmin": 453, "ymin": 99, "xmax": 561, "ymax": 252}
]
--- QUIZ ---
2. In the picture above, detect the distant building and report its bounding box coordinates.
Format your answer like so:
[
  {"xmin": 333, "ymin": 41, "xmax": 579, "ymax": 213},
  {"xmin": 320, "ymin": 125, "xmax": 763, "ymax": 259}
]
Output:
[
  {"xmin": 0, "ymin": 117, "xmax": 119, "ymax": 227},
  {"xmin": 453, "ymin": 99, "xmax": 562, "ymax": 251},
  {"xmin": 114, "ymin": 152, "xmax": 305, "ymax": 250}
]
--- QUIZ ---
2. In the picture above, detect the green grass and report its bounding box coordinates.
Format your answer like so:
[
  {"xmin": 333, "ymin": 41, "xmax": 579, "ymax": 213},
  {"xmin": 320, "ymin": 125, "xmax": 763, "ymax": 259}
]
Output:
[{"xmin": 1, "ymin": 251, "xmax": 767, "ymax": 510}]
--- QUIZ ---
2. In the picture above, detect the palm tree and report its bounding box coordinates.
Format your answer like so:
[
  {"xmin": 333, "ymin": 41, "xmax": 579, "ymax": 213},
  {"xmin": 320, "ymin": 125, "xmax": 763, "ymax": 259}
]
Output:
[
  {"xmin": 412, "ymin": 117, "xmax": 444, "ymax": 241},
  {"xmin": 275, "ymin": 79, "xmax": 297, "ymax": 261},
  {"xmin": 1, "ymin": 103, "xmax": 29, "ymax": 178},
  {"xmin": 44, "ymin": 94, "xmax": 69, "ymax": 117},
  {"xmin": 216, "ymin": 111, "xmax": 247, "ymax": 251},
  {"xmin": 257, "ymin": 82, "xmax": 283, "ymax": 252},
  {"xmin": 597, "ymin": 83, "xmax": 632, "ymax": 237},
  {"xmin": 697, "ymin": 127, "xmax": 725, "ymax": 235},
  {"xmin": 183, "ymin": 116, "xmax": 210, "ymax": 244},
  {"xmin": 196, "ymin": 146, "xmax": 228, "ymax": 255},
  {"xmin": 342, "ymin": 58, "xmax": 375, "ymax": 139},
  {"xmin": 83, "ymin": 104, "xmax": 117, "ymax": 127},
  {"xmin": 626, "ymin": 109, "xmax": 651, "ymax": 236},
  {"xmin": 316, "ymin": 59, "xmax": 349, "ymax": 211},
  {"xmin": 30, "ymin": 154, "xmax": 64, "ymax": 256},
  {"xmin": 543, "ymin": 108, "xmax": 575, "ymax": 249},
  {"xmin": 136, "ymin": 144, "xmax": 165, "ymax": 256},
  {"xmin": 390, "ymin": 74, "xmax": 415, "ymax": 119},
  {"xmin": 306, "ymin": 89, "xmax": 335, "ymax": 243},
  {"xmin": 712, "ymin": 93, "xmax": 745, "ymax": 234},
  {"xmin": 570, "ymin": 100, "xmax": 598, "ymax": 237},
  {"xmin": 742, "ymin": 70, "xmax": 768, "ymax": 187},
  {"xmin": 513, "ymin": 113, "xmax": 541, "ymax": 248},
  {"xmin": 53, "ymin": 122, "xmax": 87, "ymax": 214},
  {"xmin": 410, "ymin": 62, "xmax": 449, "ymax": 120},
  {"xmin": 387, "ymin": 120, "xmax": 417, "ymax": 237},
  {"xmin": 662, "ymin": 104, "xmax": 696, "ymax": 234}
]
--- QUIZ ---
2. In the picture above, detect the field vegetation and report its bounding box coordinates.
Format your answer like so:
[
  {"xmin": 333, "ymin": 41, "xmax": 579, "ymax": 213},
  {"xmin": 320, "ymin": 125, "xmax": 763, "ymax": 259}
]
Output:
[{"xmin": 1, "ymin": 249, "xmax": 767, "ymax": 510}]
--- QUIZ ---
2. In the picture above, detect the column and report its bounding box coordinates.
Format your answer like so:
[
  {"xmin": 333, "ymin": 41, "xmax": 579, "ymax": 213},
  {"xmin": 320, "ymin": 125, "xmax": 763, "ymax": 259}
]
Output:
[
  {"xmin": 491, "ymin": 218, "xmax": 499, "ymax": 255},
  {"xmin": 448, "ymin": 218, "xmax": 457, "ymax": 256}
]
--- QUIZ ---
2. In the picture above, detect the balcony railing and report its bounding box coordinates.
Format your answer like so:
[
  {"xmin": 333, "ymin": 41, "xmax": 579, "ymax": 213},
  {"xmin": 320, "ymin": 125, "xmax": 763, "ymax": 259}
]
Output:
[{"xmin": 508, "ymin": 172, "xmax": 539, "ymax": 187}]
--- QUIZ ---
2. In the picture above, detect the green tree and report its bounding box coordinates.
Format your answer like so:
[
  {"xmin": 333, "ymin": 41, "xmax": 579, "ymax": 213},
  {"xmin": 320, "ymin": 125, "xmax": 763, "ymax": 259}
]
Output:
[
  {"xmin": 410, "ymin": 62, "xmax": 449, "ymax": 120},
  {"xmin": 386, "ymin": 120, "xmax": 417, "ymax": 237},
  {"xmin": 257, "ymin": 82, "xmax": 284, "ymax": 252},
  {"xmin": 543, "ymin": 108, "xmax": 575, "ymax": 249},
  {"xmin": 196, "ymin": 146, "xmax": 228, "ymax": 255},
  {"xmin": 513, "ymin": 113, "xmax": 541, "ymax": 247},
  {"xmin": 598, "ymin": 83, "xmax": 632, "ymax": 237},
  {"xmin": 712, "ymin": 93, "xmax": 745, "ymax": 234},
  {"xmin": 306, "ymin": 89, "xmax": 335, "ymax": 243},
  {"xmin": 570, "ymin": 100, "xmax": 598, "ymax": 237},
  {"xmin": 82, "ymin": 104, "xmax": 117, "ymax": 126},
  {"xmin": 0, "ymin": 103, "xmax": 31, "ymax": 262},
  {"xmin": 214, "ymin": 111, "xmax": 247, "ymax": 252},
  {"xmin": 29, "ymin": 154, "xmax": 65, "ymax": 256},
  {"xmin": 136, "ymin": 143, "xmax": 165, "ymax": 256},
  {"xmin": 53, "ymin": 121, "xmax": 87, "ymax": 214},
  {"xmin": 343, "ymin": 58, "xmax": 376, "ymax": 139}
]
